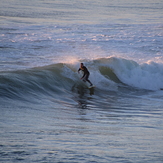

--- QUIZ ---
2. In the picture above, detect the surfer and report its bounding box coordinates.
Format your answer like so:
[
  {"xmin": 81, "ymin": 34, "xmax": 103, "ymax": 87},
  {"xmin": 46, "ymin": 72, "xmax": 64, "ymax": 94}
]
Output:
[{"xmin": 78, "ymin": 63, "xmax": 93, "ymax": 86}]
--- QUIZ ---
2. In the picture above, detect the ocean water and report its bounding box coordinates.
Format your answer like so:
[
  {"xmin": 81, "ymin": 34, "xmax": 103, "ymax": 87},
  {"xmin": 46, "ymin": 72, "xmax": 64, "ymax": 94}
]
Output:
[{"xmin": 0, "ymin": 0, "xmax": 163, "ymax": 162}]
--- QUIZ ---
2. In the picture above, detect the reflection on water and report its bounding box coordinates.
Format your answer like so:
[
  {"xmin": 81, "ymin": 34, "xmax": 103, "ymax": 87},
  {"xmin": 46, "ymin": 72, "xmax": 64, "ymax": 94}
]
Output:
[{"xmin": 0, "ymin": 86, "xmax": 163, "ymax": 163}]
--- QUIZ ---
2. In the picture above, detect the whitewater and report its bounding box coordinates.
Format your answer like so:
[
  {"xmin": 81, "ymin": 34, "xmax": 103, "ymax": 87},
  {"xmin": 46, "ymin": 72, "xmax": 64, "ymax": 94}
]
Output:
[{"xmin": 0, "ymin": 0, "xmax": 163, "ymax": 162}]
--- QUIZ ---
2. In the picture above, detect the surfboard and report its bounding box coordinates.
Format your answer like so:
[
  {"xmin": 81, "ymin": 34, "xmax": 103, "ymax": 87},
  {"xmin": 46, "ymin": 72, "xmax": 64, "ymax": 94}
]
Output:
[{"xmin": 88, "ymin": 85, "xmax": 95, "ymax": 89}]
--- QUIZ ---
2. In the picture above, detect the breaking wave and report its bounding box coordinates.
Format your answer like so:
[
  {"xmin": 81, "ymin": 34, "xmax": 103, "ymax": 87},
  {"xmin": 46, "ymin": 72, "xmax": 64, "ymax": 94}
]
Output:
[{"xmin": 1, "ymin": 57, "xmax": 163, "ymax": 101}]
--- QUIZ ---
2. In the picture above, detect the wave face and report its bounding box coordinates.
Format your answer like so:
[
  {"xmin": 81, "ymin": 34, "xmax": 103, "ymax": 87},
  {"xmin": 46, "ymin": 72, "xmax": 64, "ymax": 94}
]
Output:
[{"xmin": 1, "ymin": 57, "xmax": 163, "ymax": 101}]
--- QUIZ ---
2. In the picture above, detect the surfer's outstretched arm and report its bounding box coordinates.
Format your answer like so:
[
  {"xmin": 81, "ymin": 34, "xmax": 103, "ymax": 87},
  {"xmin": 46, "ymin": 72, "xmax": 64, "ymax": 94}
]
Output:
[
  {"xmin": 78, "ymin": 68, "xmax": 85, "ymax": 79},
  {"xmin": 78, "ymin": 68, "xmax": 81, "ymax": 73}
]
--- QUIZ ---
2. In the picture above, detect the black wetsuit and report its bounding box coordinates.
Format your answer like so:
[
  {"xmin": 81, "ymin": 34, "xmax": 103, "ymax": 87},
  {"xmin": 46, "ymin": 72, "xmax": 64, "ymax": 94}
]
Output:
[{"xmin": 78, "ymin": 66, "xmax": 92, "ymax": 86}]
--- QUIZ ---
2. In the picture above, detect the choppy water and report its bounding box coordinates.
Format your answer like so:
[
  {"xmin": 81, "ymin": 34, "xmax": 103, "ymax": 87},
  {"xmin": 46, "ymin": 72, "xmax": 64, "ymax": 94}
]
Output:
[{"xmin": 0, "ymin": 0, "xmax": 163, "ymax": 162}]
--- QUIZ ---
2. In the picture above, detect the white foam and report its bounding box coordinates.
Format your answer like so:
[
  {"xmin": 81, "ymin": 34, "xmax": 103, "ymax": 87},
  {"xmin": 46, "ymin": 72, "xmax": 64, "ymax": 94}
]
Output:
[{"xmin": 108, "ymin": 58, "xmax": 163, "ymax": 90}]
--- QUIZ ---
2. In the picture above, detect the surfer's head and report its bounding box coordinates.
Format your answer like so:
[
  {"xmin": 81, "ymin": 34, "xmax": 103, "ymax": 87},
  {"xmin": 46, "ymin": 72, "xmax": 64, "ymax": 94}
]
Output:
[
  {"xmin": 80, "ymin": 63, "xmax": 84, "ymax": 70},
  {"xmin": 80, "ymin": 63, "xmax": 84, "ymax": 66}
]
